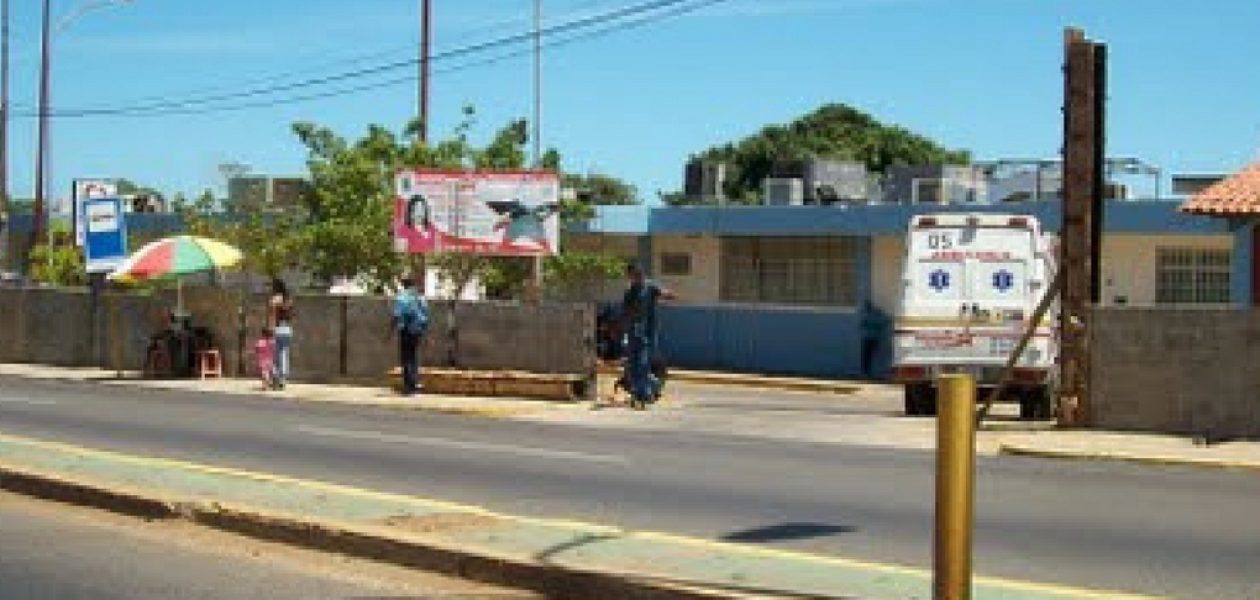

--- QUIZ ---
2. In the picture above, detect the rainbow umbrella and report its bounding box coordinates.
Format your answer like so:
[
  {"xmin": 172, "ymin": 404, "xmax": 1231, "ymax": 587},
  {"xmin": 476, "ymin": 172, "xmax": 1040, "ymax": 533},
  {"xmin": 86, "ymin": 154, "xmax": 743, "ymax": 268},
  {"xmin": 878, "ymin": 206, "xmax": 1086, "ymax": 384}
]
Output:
[{"xmin": 108, "ymin": 235, "xmax": 243, "ymax": 309}]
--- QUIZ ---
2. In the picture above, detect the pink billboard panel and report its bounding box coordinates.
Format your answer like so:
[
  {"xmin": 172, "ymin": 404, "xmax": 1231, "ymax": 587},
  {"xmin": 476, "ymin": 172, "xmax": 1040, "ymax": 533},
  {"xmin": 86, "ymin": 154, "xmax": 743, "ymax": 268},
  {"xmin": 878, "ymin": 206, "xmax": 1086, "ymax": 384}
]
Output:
[{"xmin": 393, "ymin": 169, "xmax": 561, "ymax": 256}]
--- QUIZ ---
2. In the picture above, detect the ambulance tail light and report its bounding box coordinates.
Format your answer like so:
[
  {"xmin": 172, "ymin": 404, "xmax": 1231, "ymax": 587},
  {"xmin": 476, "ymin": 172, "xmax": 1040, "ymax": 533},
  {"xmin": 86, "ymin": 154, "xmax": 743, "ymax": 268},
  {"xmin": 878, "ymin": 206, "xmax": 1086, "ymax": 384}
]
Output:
[
  {"xmin": 916, "ymin": 217, "xmax": 938, "ymax": 228},
  {"xmin": 1008, "ymin": 217, "xmax": 1029, "ymax": 228},
  {"xmin": 892, "ymin": 366, "xmax": 928, "ymax": 382}
]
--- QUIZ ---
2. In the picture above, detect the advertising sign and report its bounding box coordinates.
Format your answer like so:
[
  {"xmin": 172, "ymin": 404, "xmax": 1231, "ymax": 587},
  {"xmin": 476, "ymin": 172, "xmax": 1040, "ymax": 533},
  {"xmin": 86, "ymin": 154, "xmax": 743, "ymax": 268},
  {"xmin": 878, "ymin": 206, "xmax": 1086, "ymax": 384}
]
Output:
[
  {"xmin": 73, "ymin": 179, "xmax": 119, "ymax": 247},
  {"xmin": 392, "ymin": 169, "xmax": 561, "ymax": 256},
  {"xmin": 83, "ymin": 197, "xmax": 128, "ymax": 274}
]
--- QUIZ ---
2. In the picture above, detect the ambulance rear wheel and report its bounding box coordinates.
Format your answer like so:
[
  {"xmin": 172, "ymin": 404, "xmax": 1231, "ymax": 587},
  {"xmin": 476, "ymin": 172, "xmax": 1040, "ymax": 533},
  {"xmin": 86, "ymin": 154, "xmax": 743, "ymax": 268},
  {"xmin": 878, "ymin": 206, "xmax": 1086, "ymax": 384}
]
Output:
[{"xmin": 904, "ymin": 383, "xmax": 937, "ymax": 417}]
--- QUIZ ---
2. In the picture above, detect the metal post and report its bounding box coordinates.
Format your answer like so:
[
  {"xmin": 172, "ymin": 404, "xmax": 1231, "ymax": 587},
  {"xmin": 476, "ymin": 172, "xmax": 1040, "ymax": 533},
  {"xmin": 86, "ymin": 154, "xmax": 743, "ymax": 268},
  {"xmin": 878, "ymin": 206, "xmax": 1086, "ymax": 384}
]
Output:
[
  {"xmin": 934, "ymin": 373, "xmax": 976, "ymax": 600},
  {"xmin": 31, "ymin": 0, "xmax": 51, "ymax": 258}
]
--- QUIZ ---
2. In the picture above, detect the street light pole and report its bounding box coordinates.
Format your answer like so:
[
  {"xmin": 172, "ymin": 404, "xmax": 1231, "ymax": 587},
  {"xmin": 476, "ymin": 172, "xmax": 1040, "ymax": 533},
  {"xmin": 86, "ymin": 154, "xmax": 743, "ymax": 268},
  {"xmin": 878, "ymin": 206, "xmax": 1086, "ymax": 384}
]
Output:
[{"xmin": 30, "ymin": 0, "xmax": 133, "ymax": 263}]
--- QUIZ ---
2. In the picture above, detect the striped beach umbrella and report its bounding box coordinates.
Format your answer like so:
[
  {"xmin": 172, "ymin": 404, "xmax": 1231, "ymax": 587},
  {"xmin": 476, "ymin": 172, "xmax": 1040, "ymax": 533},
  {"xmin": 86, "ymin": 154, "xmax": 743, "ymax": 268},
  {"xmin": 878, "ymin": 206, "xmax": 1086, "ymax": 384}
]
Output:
[
  {"xmin": 109, "ymin": 235, "xmax": 242, "ymax": 283},
  {"xmin": 109, "ymin": 236, "xmax": 243, "ymax": 311}
]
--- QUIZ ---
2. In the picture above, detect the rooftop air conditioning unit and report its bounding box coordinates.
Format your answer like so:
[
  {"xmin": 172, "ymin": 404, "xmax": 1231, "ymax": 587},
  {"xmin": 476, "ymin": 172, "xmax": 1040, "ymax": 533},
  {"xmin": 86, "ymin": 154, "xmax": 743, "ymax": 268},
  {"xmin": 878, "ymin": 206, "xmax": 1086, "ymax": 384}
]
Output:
[{"xmin": 763, "ymin": 178, "xmax": 805, "ymax": 206}]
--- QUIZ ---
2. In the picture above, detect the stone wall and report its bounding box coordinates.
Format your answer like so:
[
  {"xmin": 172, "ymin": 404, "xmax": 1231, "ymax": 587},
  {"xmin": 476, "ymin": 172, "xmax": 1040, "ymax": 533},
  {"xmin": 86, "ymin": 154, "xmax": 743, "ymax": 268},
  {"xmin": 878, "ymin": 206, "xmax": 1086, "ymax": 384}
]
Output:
[{"xmin": 1090, "ymin": 307, "xmax": 1260, "ymax": 438}]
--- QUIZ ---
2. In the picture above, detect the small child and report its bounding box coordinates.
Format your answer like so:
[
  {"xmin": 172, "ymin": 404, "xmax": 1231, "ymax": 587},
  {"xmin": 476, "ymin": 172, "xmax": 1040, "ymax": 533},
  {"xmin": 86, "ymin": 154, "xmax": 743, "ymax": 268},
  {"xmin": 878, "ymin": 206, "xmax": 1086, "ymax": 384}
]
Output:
[{"xmin": 254, "ymin": 327, "xmax": 277, "ymax": 390}]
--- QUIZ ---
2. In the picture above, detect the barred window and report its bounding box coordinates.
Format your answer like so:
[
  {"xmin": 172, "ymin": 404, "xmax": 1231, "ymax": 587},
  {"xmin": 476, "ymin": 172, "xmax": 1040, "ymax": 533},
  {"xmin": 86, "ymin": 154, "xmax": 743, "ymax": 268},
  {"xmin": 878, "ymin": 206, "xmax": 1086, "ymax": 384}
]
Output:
[
  {"xmin": 1156, "ymin": 247, "xmax": 1231, "ymax": 305},
  {"xmin": 720, "ymin": 237, "xmax": 860, "ymax": 306}
]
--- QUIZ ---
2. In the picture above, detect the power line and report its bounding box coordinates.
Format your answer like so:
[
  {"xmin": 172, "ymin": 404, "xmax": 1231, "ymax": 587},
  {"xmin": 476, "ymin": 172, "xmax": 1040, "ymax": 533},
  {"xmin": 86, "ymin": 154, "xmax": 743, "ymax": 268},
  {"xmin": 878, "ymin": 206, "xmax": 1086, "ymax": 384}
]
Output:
[
  {"xmin": 19, "ymin": 0, "xmax": 730, "ymax": 120},
  {"xmin": 23, "ymin": 0, "xmax": 723, "ymax": 119}
]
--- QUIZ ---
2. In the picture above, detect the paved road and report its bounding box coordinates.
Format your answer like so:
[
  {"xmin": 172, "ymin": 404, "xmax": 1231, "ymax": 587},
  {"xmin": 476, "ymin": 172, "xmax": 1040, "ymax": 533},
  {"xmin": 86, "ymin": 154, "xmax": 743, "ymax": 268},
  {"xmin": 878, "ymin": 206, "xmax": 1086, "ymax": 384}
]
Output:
[
  {"xmin": 0, "ymin": 491, "xmax": 533, "ymax": 600},
  {"xmin": 1, "ymin": 377, "xmax": 1257, "ymax": 600}
]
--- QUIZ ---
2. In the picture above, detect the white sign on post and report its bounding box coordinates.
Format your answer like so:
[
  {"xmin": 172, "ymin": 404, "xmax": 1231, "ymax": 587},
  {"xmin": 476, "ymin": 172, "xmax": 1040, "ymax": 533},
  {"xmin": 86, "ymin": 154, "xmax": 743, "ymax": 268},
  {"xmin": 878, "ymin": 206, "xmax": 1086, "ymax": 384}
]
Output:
[{"xmin": 73, "ymin": 179, "xmax": 119, "ymax": 247}]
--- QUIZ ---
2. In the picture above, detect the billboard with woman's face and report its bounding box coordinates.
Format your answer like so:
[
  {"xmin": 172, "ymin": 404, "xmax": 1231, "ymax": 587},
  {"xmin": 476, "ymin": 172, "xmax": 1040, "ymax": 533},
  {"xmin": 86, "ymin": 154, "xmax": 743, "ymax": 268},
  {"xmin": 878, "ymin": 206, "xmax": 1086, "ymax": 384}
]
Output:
[{"xmin": 392, "ymin": 169, "xmax": 561, "ymax": 256}]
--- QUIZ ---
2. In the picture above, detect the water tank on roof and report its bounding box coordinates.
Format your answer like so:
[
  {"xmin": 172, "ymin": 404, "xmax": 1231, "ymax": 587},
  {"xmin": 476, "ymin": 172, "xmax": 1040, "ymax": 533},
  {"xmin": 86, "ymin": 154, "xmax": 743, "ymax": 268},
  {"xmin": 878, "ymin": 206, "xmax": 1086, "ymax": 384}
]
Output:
[{"xmin": 684, "ymin": 160, "xmax": 726, "ymax": 202}]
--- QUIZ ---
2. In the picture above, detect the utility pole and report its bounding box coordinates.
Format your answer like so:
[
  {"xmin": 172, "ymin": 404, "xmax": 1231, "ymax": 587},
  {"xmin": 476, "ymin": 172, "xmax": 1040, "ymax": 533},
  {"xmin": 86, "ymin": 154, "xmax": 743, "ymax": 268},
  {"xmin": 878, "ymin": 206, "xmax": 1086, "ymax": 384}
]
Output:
[
  {"xmin": 1059, "ymin": 27, "xmax": 1106, "ymax": 427},
  {"xmin": 529, "ymin": 0, "xmax": 545, "ymax": 303},
  {"xmin": 532, "ymin": 0, "xmax": 543, "ymax": 166},
  {"xmin": 31, "ymin": 0, "xmax": 52, "ymax": 258},
  {"xmin": 419, "ymin": 0, "xmax": 431, "ymax": 144},
  {"xmin": 1, "ymin": 0, "xmax": 9, "ymax": 218}
]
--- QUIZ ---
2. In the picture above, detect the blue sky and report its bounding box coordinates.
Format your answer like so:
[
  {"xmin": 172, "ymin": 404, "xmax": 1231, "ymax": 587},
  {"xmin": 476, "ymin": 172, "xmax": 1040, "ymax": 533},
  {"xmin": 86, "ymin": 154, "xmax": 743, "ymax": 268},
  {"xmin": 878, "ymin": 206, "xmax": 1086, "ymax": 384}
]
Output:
[{"xmin": 4, "ymin": 0, "xmax": 1258, "ymax": 204}]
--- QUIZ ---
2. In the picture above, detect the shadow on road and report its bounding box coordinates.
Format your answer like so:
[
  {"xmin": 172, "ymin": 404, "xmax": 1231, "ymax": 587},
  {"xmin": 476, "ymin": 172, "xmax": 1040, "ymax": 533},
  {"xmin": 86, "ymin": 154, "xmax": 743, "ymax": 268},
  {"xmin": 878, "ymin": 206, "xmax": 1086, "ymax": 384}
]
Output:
[{"xmin": 721, "ymin": 522, "xmax": 857, "ymax": 543}]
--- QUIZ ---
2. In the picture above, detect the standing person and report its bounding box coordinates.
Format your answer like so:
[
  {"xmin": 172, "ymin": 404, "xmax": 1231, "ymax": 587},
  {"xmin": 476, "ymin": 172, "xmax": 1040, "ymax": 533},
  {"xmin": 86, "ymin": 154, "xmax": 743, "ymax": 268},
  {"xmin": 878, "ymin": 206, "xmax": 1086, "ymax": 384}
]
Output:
[
  {"xmin": 267, "ymin": 279, "xmax": 295, "ymax": 390},
  {"xmin": 620, "ymin": 262, "xmax": 676, "ymax": 409},
  {"xmin": 253, "ymin": 327, "xmax": 276, "ymax": 391},
  {"xmin": 392, "ymin": 276, "xmax": 430, "ymax": 396},
  {"xmin": 860, "ymin": 301, "xmax": 890, "ymax": 379}
]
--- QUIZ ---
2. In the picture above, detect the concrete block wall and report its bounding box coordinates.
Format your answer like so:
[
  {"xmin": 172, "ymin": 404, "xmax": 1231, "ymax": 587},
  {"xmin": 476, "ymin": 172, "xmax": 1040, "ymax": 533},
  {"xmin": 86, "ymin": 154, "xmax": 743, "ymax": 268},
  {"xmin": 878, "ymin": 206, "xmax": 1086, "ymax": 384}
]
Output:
[
  {"xmin": 0, "ymin": 288, "xmax": 594, "ymax": 381},
  {"xmin": 1090, "ymin": 307, "xmax": 1260, "ymax": 438}
]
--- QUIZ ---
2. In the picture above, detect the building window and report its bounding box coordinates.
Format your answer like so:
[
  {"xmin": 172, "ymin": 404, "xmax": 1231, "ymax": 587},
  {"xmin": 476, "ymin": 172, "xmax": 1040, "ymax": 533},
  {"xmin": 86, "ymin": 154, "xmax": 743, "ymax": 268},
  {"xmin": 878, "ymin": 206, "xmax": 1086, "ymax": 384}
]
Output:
[
  {"xmin": 720, "ymin": 237, "xmax": 860, "ymax": 307},
  {"xmin": 659, "ymin": 253, "xmax": 692, "ymax": 276},
  {"xmin": 1156, "ymin": 247, "xmax": 1231, "ymax": 305}
]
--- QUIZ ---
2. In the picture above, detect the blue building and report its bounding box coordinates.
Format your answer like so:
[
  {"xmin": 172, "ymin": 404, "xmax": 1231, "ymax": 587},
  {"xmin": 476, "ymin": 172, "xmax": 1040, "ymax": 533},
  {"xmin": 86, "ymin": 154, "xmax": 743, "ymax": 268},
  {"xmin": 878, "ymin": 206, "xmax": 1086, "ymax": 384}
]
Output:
[{"xmin": 567, "ymin": 199, "xmax": 1240, "ymax": 378}]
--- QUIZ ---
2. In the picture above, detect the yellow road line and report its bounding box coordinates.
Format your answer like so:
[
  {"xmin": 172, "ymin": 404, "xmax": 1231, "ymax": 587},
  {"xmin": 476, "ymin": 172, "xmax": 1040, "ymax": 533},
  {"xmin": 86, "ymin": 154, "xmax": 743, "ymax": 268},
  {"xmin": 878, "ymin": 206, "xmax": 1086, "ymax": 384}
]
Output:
[{"xmin": 0, "ymin": 432, "xmax": 1166, "ymax": 599}]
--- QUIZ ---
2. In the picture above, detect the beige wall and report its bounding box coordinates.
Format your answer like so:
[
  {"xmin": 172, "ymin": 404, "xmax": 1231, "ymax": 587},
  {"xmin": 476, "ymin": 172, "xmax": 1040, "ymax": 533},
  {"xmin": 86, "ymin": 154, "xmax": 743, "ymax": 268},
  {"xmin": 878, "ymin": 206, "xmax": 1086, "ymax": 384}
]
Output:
[
  {"xmin": 652, "ymin": 235, "xmax": 720, "ymax": 304},
  {"xmin": 1099, "ymin": 234, "xmax": 1232, "ymax": 307},
  {"xmin": 871, "ymin": 236, "xmax": 905, "ymax": 314}
]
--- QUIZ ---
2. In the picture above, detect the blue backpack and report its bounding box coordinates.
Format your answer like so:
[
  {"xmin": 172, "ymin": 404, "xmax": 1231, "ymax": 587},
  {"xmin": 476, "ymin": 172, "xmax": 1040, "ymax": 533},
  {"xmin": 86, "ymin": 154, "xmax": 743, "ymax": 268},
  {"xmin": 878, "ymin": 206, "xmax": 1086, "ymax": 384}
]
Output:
[{"xmin": 396, "ymin": 292, "xmax": 429, "ymax": 335}]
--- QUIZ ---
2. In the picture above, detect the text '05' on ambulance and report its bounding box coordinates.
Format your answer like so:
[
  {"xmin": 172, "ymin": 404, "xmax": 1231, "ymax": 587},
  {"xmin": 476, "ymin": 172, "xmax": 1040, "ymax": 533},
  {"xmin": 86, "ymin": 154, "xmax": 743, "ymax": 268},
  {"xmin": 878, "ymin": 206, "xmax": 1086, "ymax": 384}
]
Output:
[{"xmin": 891, "ymin": 213, "xmax": 1058, "ymax": 419}]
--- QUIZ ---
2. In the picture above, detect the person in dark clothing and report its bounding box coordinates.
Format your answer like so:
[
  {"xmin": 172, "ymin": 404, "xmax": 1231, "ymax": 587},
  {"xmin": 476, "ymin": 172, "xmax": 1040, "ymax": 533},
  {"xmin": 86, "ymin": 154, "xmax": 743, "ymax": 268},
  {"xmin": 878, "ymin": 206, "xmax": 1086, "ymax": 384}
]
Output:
[
  {"xmin": 860, "ymin": 301, "xmax": 890, "ymax": 379},
  {"xmin": 620, "ymin": 262, "xmax": 676, "ymax": 409},
  {"xmin": 391, "ymin": 277, "xmax": 430, "ymax": 395}
]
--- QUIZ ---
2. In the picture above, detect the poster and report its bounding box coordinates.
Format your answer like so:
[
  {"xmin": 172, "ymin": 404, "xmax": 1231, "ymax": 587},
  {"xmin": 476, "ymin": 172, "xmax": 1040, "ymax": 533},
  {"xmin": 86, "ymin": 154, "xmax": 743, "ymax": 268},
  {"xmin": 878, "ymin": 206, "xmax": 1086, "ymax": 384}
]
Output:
[{"xmin": 392, "ymin": 169, "xmax": 561, "ymax": 256}]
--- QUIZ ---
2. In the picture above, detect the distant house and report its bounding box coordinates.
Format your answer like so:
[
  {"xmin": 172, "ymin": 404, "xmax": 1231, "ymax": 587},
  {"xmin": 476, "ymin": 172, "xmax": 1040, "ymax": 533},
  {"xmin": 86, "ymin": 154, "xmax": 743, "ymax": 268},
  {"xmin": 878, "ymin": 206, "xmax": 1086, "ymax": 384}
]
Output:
[{"xmin": 1179, "ymin": 159, "xmax": 1260, "ymax": 306}]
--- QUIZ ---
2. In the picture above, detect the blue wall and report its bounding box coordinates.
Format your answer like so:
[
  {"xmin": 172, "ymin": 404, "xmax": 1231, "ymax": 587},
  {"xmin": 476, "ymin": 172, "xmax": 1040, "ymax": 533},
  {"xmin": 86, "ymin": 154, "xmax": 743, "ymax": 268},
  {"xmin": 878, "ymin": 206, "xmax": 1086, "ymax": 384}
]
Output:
[{"xmin": 659, "ymin": 305, "xmax": 865, "ymax": 377}]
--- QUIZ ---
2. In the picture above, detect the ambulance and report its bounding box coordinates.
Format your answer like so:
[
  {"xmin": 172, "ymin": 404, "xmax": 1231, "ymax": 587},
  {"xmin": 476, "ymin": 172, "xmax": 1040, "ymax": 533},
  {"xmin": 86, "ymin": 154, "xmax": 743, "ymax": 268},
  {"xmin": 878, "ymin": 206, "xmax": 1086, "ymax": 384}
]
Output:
[{"xmin": 891, "ymin": 213, "xmax": 1058, "ymax": 418}]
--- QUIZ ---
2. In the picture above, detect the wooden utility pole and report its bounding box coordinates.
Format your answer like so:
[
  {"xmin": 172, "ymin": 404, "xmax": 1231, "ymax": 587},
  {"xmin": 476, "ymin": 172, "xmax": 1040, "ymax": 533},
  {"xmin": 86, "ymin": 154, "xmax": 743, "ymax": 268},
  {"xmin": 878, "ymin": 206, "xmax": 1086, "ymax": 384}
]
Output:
[
  {"xmin": 1059, "ymin": 28, "xmax": 1106, "ymax": 427},
  {"xmin": 418, "ymin": 0, "xmax": 431, "ymax": 144},
  {"xmin": 1, "ymin": 0, "xmax": 9, "ymax": 221},
  {"xmin": 31, "ymin": 0, "xmax": 52, "ymax": 258}
]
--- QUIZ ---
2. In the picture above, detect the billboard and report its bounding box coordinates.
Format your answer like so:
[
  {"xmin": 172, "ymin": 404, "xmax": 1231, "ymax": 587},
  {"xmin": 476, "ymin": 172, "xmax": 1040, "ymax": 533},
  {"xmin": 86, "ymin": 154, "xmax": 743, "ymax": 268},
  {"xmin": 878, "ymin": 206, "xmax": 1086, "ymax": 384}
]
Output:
[
  {"xmin": 392, "ymin": 169, "xmax": 561, "ymax": 256},
  {"xmin": 83, "ymin": 197, "xmax": 128, "ymax": 274}
]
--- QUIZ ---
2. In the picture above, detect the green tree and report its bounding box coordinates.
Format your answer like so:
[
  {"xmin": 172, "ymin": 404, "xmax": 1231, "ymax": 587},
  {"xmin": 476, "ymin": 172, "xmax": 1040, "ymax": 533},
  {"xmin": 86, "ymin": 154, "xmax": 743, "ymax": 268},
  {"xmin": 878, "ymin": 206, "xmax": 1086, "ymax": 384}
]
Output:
[
  {"xmin": 28, "ymin": 223, "xmax": 85, "ymax": 287},
  {"xmin": 178, "ymin": 188, "xmax": 303, "ymax": 281},
  {"xmin": 673, "ymin": 103, "xmax": 971, "ymax": 205}
]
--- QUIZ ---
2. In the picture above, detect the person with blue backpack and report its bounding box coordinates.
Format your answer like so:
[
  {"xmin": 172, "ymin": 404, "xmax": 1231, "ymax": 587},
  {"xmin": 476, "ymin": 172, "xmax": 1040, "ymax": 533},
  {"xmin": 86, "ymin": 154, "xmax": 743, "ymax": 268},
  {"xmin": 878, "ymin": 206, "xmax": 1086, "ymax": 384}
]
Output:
[{"xmin": 391, "ymin": 276, "xmax": 430, "ymax": 396}]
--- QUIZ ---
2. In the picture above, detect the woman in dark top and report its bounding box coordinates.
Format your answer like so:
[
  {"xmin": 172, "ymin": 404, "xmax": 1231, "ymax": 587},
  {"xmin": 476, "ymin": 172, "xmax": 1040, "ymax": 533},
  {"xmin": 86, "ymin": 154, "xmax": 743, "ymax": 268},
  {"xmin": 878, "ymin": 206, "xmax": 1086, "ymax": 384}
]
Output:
[{"xmin": 267, "ymin": 279, "xmax": 294, "ymax": 390}]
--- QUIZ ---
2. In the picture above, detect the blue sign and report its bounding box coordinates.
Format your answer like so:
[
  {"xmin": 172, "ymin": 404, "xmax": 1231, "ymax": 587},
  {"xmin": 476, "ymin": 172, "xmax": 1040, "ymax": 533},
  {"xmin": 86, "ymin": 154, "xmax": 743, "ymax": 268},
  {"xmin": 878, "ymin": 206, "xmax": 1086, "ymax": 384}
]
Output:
[
  {"xmin": 992, "ymin": 270, "xmax": 1015, "ymax": 292},
  {"xmin": 84, "ymin": 198, "xmax": 128, "ymax": 274},
  {"xmin": 928, "ymin": 269, "xmax": 951, "ymax": 292}
]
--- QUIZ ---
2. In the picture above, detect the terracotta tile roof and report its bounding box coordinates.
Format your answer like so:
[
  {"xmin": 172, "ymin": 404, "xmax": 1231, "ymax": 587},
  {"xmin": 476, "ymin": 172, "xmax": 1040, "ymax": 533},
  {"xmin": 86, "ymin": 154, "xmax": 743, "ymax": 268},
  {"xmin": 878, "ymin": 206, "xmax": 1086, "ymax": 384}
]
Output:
[{"xmin": 1180, "ymin": 160, "xmax": 1260, "ymax": 216}]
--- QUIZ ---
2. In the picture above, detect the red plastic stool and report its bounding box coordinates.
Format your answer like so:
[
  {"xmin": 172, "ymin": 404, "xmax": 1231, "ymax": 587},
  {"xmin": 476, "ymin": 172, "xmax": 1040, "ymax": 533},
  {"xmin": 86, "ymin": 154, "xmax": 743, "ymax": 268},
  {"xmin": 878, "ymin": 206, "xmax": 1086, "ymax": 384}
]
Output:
[{"xmin": 196, "ymin": 349, "xmax": 223, "ymax": 379}]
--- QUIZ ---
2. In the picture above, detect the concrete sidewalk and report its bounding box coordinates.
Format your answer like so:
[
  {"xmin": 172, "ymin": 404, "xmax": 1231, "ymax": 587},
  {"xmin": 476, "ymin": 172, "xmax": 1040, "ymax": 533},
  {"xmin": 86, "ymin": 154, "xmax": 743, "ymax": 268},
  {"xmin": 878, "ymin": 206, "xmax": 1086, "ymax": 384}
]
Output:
[
  {"xmin": 0, "ymin": 432, "xmax": 1161, "ymax": 600},
  {"xmin": 4, "ymin": 362, "xmax": 1259, "ymax": 473},
  {"xmin": 0, "ymin": 363, "xmax": 563, "ymax": 419}
]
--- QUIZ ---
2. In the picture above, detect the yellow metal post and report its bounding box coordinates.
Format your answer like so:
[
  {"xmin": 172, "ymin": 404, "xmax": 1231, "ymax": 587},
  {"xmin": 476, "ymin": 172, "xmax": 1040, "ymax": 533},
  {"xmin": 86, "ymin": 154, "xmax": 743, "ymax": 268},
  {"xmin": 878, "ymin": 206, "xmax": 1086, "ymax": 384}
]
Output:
[{"xmin": 935, "ymin": 373, "xmax": 976, "ymax": 600}]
